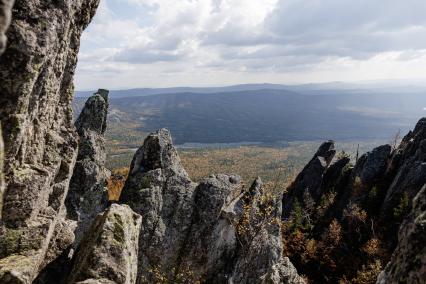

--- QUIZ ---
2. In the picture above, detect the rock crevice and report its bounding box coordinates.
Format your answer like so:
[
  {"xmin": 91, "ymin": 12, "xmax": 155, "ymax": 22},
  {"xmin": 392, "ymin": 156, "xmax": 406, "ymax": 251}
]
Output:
[{"xmin": 66, "ymin": 89, "xmax": 110, "ymax": 247}]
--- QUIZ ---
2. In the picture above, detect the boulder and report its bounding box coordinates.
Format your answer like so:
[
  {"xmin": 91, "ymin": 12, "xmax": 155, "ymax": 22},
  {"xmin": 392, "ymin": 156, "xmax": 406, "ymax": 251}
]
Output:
[
  {"xmin": 67, "ymin": 204, "xmax": 141, "ymax": 284},
  {"xmin": 352, "ymin": 144, "xmax": 391, "ymax": 186}
]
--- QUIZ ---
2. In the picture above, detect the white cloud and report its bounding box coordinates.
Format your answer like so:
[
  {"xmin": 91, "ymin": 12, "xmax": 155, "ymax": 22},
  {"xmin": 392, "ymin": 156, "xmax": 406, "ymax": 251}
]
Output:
[{"xmin": 75, "ymin": 0, "xmax": 426, "ymax": 89}]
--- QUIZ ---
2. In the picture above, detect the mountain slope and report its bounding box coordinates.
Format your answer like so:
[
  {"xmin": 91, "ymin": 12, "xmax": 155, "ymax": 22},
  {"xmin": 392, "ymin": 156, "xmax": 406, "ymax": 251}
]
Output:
[{"xmin": 74, "ymin": 89, "xmax": 426, "ymax": 145}]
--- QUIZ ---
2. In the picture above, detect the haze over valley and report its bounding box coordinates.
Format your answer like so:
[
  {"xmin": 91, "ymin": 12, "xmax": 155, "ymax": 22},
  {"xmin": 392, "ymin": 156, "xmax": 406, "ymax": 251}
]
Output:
[{"xmin": 74, "ymin": 83, "xmax": 426, "ymax": 146}]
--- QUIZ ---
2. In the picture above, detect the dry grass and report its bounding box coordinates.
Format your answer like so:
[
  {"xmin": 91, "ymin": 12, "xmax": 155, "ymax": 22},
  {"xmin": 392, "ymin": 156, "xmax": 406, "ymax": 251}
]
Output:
[{"xmin": 107, "ymin": 167, "xmax": 128, "ymax": 201}]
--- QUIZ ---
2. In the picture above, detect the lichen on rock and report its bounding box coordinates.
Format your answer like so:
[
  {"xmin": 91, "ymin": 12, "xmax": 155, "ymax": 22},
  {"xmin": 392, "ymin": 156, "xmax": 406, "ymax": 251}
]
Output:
[
  {"xmin": 0, "ymin": 0, "xmax": 100, "ymax": 282},
  {"xmin": 120, "ymin": 129, "xmax": 305, "ymax": 283},
  {"xmin": 66, "ymin": 89, "xmax": 110, "ymax": 247},
  {"xmin": 67, "ymin": 204, "xmax": 142, "ymax": 284},
  {"xmin": 0, "ymin": 0, "xmax": 14, "ymax": 54}
]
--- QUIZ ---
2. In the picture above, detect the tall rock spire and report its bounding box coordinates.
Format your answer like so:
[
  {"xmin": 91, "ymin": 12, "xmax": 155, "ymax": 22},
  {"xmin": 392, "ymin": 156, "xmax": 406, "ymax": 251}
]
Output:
[{"xmin": 66, "ymin": 89, "xmax": 110, "ymax": 246}]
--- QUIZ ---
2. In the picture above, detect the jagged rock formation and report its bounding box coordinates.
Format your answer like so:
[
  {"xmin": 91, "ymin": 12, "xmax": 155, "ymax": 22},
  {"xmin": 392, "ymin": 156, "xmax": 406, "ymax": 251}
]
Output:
[
  {"xmin": 67, "ymin": 204, "xmax": 142, "ymax": 284},
  {"xmin": 120, "ymin": 129, "xmax": 304, "ymax": 283},
  {"xmin": 0, "ymin": 1, "xmax": 304, "ymax": 283},
  {"xmin": 381, "ymin": 118, "xmax": 426, "ymax": 219},
  {"xmin": 33, "ymin": 90, "xmax": 110, "ymax": 283},
  {"xmin": 376, "ymin": 184, "xmax": 426, "ymax": 284},
  {"xmin": 0, "ymin": 1, "xmax": 423, "ymax": 283},
  {"xmin": 281, "ymin": 118, "xmax": 426, "ymax": 282},
  {"xmin": 0, "ymin": 0, "xmax": 100, "ymax": 283},
  {"xmin": 66, "ymin": 89, "xmax": 110, "ymax": 246},
  {"xmin": 231, "ymin": 178, "xmax": 306, "ymax": 284},
  {"xmin": 282, "ymin": 140, "xmax": 336, "ymax": 218},
  {"xmin": 283, "ymin": 119, "xmax": 426, "ymax": 224},
  {"xmin": 0, "ymin": 0, "xmax": 13, "ymax": 54}
]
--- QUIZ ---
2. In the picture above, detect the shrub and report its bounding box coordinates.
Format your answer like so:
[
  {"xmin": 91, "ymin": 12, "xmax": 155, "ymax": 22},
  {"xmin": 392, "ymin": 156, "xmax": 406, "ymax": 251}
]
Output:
[
  {"xmin": 351, "ymin": 260, "xmax": 382, "ymax": 284},
  {"xmin": 107, "ymin": 168, "xmax": 128, "ymax": 201},
  {"xmin": 393, "ymin": 192, "xmax": 409, "ymax": 221},
  {"xmin": 362, "ymin": 238, "xmax": 382, "ymax": 257}
]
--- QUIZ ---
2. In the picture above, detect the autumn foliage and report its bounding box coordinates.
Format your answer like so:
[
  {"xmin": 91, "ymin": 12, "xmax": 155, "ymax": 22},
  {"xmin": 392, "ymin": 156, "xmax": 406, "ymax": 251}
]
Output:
[{"xmin": 107, "ymin": 167, "xmax": 128, "ymax": 201}]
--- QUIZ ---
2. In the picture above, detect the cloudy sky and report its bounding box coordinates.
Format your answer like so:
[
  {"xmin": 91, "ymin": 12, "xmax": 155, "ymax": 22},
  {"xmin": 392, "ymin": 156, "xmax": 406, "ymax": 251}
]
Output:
[{"xmin": 75, "ymin": 0, "xmax": 426, "ymax": 90}]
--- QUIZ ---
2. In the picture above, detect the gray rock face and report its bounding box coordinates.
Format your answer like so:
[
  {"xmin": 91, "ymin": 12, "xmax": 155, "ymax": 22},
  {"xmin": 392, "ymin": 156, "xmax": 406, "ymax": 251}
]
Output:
[
  {"xmin": 120, "ymin": 129, "xmax": 304, "ymax": 283},
  {"xmin": 376, "ymin": 185, "xmax": 426, "ymax": 284},
  {"xmin": 66, "ymin": 89, "xmax": 110, "ymax": 246},
  {"xmin": 1, "ymin": 0, "xmax": 422, "ymax": 282},
  {"xmin": 281, "ymin": 118, "xmax": 426, "ymax": 282},
  {"xmin": 282, "ymin": 140, "xmax": 336, "ymax": 218},
  {"xmin": 352, "ymin": 144, "xmax": 391, "ymax": 186},
  {"xmin": 67, "ymin": 204, "xmax": 141, "ymax": 284},
  {"xmin": 231, "ymin": 179, "xmax": 305, "ymax": 284},
  {"xmin": 0, "ymin": 0, "xmax": 13, "ymax": 241},
  {"xmin": 119, "ymin": 129, "xmax": 196, "ymax": 282},
  {"xmin": 0, "ymin": 126, "xmax": 4, "ymax": 219},
  {"xmin": 0, "ymin": 0, "xmax": 13, "ymax": 54},
  {"xmin": 0, "ymin": 0, "xmax": 100, "ymax": 283},
  {"xmin": 381, "ymin": 118, "xmax": 426, "ymax": 218}
]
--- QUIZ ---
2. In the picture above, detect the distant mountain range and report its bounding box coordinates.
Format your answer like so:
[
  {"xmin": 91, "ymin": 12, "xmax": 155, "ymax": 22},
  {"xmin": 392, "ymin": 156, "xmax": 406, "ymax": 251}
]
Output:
[
  {"xmin": 75, "ymin": 83, "xmax": 295, "ymax": 98},
  {"xmin": 73, "ymin": 84, "xmax": 426, "ymax": 145},
  {"xmin": 75, "ymin": 82, "xmax": 426, "ymax": 98}
]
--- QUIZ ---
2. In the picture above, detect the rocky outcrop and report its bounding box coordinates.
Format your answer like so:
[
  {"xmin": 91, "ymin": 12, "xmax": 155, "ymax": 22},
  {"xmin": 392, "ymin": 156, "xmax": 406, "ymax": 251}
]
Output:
[
  {"xmin": 0, "ymin": 2, "xmax": 303, "ymax": 282},
  {"xmin": 352, "ymin": 144, "xmax": 391, "ymax": 186},
  {"xmin": 231, "ymin": 178, "xmax": 305, "ymax": 284},
  {"xmin": 282, "ymin": 140, "xmax": 336, "ymax": 218},
  {"xmin": 0, "ymin": 0, "xmax": 13, "ymax": 54},
  {"xmin": 120, "ymin": 129, "xmax": 304, "ymax": 283},
  {"xmin": 283, "ymin": 119, "xmax": 426, "ymax": 222},
  {"xmin": 376, "ymin": 185, "xmax": 426, "ymax": 284},
  {"xmin": 33, "ymin": 90, "xmax": 110, "ymax": 283},
  {"xmin": 281, "ymin": 117, "xmax": 426, "ymax": 282},
  {"xmin": 66, "ymin": 89, "xmax": 110, "ymax": 246},
  {"xmin": 380, "ymin": 118, "xmax": 426, "ymax": 219},
  {"xmin": 67, "ymin": 204, "xmax": 141, "ymax": 284},
  {"xmin": 0, "ymin": 0, "xmax": 100, "ymax": 283},
  {"xmin": 119, "ymin": 129, "xmax": 196, "ymax": 282},
  {"xmin": 1, "ymin": 1, "xmax": 423, "ymax": 282}
]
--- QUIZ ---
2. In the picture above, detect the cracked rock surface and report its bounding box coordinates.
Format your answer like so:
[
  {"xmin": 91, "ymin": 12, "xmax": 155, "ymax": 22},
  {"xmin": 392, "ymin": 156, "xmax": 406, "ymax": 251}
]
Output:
[
  {"xmin": 120, "ymin": 129, "xmax": 305, "ymax": 283},
  {"xmin": 67, "ymin": 204, "xmax": 141, "ymax": 284},
  {"xmin": 0, "ymin": 0, "xmax": 100, "ymax": 282},
  {"xmin": 66, "ymin": 89, "xmax": 110, "ymax": 247}
]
